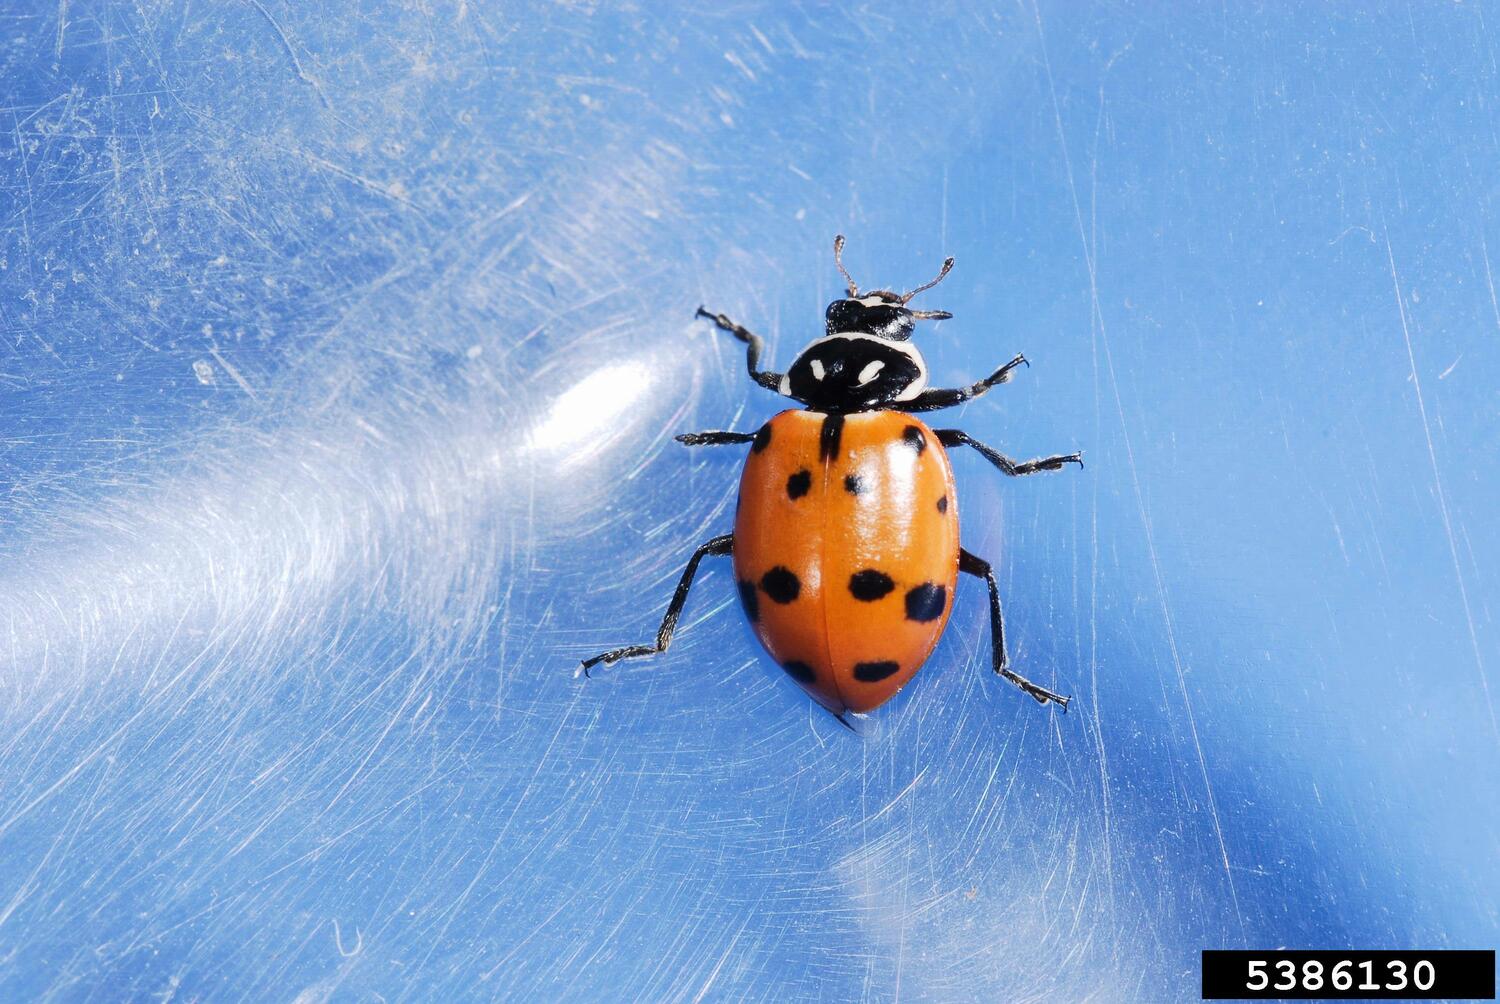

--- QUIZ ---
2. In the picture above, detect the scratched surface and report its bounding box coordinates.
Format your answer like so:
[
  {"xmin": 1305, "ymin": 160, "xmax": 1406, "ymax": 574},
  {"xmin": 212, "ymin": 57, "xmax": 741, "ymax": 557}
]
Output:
[{"xmin": 2, "ymin": 3, "xmax": 1497, "ymax": 1001}]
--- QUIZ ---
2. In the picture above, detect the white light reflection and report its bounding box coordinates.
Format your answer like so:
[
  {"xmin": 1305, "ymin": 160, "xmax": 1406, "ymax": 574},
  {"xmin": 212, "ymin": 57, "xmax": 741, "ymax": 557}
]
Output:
[
  {"xmin": 0, "ymin": 355, "xmax": 669, "ymax": 689},
  {"xmin": 525, "ymin": 361, "xmax": 655, "ymax": 465}
]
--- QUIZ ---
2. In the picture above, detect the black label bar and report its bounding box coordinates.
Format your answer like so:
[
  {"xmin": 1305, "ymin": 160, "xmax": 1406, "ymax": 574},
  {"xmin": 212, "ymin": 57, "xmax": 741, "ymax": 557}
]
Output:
[{"xmin": 1201, "ymin": 950, "xmax": 1495, "ymax": 999}]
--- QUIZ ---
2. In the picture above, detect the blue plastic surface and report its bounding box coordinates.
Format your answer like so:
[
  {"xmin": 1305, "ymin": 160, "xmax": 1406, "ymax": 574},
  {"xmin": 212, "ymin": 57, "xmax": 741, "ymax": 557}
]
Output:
[{"xmin": 2, "ymin": 3, "xmax": 1497, "ymax": 1000}]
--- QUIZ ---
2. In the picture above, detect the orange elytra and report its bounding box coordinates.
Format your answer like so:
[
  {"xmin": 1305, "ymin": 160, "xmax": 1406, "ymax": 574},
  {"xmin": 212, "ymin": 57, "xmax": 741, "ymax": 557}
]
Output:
[{"xmin": 581, "ymin": 236, "xmax": 1082, "ymax": 724}]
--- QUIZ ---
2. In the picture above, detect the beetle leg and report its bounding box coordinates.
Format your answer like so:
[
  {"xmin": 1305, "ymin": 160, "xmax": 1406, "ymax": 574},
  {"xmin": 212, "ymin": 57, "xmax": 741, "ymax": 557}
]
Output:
[
  {"xmin": 959, "ymin": 548, "xmax": 1070, "ymax": 709},
  {"xmin": 936, "ymin": 429, "xmax": 1083, "ymax": 476},
  {"xmin": 695, "ymin": 306, "xmax": 786, "ymax": 393},
  {"xmin": 902, "ymin": 353, "xmax": 1029, "ymax": 411},
  {"xmin": 580, "ymin": 534, "xmax": 734, "ymax": 676},
  {"xmin": 675, "ymin": 431, "xmax": 757, "ymax": 446}
]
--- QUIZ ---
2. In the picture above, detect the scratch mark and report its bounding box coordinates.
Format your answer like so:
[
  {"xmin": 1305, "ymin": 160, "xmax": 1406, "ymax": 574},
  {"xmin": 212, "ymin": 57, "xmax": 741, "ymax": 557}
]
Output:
[
  {"xmin": 296, "ymin": 149, "xmax": 423, "ymax": 213},
  {"xmin": 1385, "ymin": 235, "xmax": 1497, "ymax": 739},
  {"xmin": 245, "ymin": 0, "xmax": 332, "ymax": 109},
  {"xmin": 478, "ymin": 887, "xmax": 569, "ymax": 980},
  {"xmin": 322, "ymin": 658, "xmax": 424, "ymax": 813},
  {"xmin": 0, "ymin": 607, "xmax": 200, "ymax": 841},
  {"xmin": 1032, "ymin": 0, "xmax": 1244, "ymax": 938},
  {"xmin": 692, "ymin": 921, "xmax": 746, "ymax": 1003},
  {"xmin": 867, "ymin": 768, "xmax": 925, "ymax": 826},
  {"xmin": 208, "ymin": 347, "xmax": 258, "ymax": 400},
  {"xmin": 55, "ymin": 0, "xmax": 68, "ymax": 58},
  {"xmin": 1480, "ymin": 232, "xmax": 1500, "ymax": 334},
  {"xmin": 1085, "ymin": 93, "xmax": 1117, "ymax": 926},
  {"xmin": 749, "ymin": 24, "xmax": 775, "ymax": 54},
  {"xmin": 1329, "ymin": 225, "xmax": 1377, "ymax": 246},
  {"xmin": 723, "ymin": 50, "xmax": 757, "ymax": 82},
  {"xmin": 332, "ymin": 919, "xmax": 362, "ymax": 957}
]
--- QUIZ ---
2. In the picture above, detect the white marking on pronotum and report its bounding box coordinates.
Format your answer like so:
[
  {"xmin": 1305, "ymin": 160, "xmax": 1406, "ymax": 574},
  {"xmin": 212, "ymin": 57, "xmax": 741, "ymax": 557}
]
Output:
[
  {"xmin": 804, "ymin": 332, "xmax": 928, "ymax": 400},
  {"xmin": 857, "ymin": 360, "xmax": 885, "ymax": 385},
  {"xmin": 778, "ymin": 333, "xmax": 929, "ymax": 401},
  {"xmin": 810, "ymin": 358, "xmax": 826, "ymax": 381}
]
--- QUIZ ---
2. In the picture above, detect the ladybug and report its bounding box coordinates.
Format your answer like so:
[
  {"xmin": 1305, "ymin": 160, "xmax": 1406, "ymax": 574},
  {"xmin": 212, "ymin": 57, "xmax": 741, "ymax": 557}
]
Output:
[{"xmin": 582, "ymin": 236, "xmax": 1082, "ymax": 723}]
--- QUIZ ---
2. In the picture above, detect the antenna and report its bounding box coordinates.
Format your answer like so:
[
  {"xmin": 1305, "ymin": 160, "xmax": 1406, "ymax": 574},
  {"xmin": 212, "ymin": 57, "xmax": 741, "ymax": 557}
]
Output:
[
  {"xmin": 900, "ymin": 255, "xmax": 955, "ymax": 303},
  {"xmin": 832, "ymin": 234, "xmax": 859, "ymax": 297}
]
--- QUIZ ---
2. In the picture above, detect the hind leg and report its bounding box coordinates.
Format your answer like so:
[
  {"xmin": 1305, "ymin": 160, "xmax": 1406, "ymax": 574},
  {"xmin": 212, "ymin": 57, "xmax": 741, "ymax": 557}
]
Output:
[
  {"xmin": 959, "ymin": 548, "xmax": 1070, "ymax": 708},
  {"xmin": 580, "ymin": 534, "xmax": 734, "ymax": 676}
]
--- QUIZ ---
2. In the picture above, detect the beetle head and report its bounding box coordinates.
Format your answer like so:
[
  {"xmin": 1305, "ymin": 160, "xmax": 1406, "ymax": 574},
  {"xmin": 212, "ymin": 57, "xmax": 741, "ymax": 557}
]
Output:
[
  {"xmin": 779, "ymin": 236, "xmax": 954, "ymax": 412},
  {"xmin": 822, "ymin": 234, "xmax": 954, "ymax": 341}
]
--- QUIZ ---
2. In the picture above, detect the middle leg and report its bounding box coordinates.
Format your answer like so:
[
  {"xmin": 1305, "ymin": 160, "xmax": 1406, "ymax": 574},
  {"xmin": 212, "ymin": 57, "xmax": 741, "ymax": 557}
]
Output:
[
  {"xmin": 676, "ymin": 431, "xmax": 757, "ymax": 447},
  {"xmin": 937, "ymin": 429, "xmax": 1082, "ymax": 477},
  {"xmin": 580, "ymin": 533, "xmax": 734, "ymax": 676}
]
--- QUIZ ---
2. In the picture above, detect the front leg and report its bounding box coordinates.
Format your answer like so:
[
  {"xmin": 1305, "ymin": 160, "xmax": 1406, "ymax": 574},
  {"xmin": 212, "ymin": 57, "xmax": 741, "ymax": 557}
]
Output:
[
  {"xmin": 936, "ymin": 429, "xmax": 1082, "ymax": 476},
  {"xmin": 696, "ymin": 307, "xmax": 785, "ymax": 393},
  {"xmin": 903, "ymin": 353, "xmax": 1029, "ymax": 412}
]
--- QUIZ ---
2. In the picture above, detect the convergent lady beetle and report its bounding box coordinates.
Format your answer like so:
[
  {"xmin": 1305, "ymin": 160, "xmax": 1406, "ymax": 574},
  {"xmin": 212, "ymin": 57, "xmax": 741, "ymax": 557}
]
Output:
[{"xmin": 582, "ymin": 236, "xmax": 1082, "ymax": 722}]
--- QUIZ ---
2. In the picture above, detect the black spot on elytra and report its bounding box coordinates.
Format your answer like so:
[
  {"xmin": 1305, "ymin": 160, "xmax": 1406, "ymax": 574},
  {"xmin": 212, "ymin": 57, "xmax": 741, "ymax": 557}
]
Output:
[
  {"xmin": 902, "ymin": 425, "xmax": 927, "ymax": 453},
  {"xmin": 853, "ymin": 660, "xmax": 901, "ymax": 682},
  {"xmin": 751, "ymin": 424, "xmax": 771, "ymax": 453},
  {"xmin": 781, "ymin": 660, "xmax": 815, "ymax": 683},
  {"xmin": 759, "ymin": 567, "xmax": 800, "ymax": 604},
  {"xmin": 786, "ymin": 469, "xmax": 811, "ymax": 500},
  {"xmin": 737, "ymin": 580, "xmax": 759, "ymax": 622},
  {"xmin": 905, "ymin": 583, "xmax": 947, "ymax": 622},
  {"xmin": 848, "ymin": 569, "xmax": 895, "ymax": 601},
  {"xmin": 936, "ymin": 494, "xmax": 948, "ymax": 513},
  {"xmin": 844, "ymin": 473, "xmax": 867, "ymax": 495}
]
